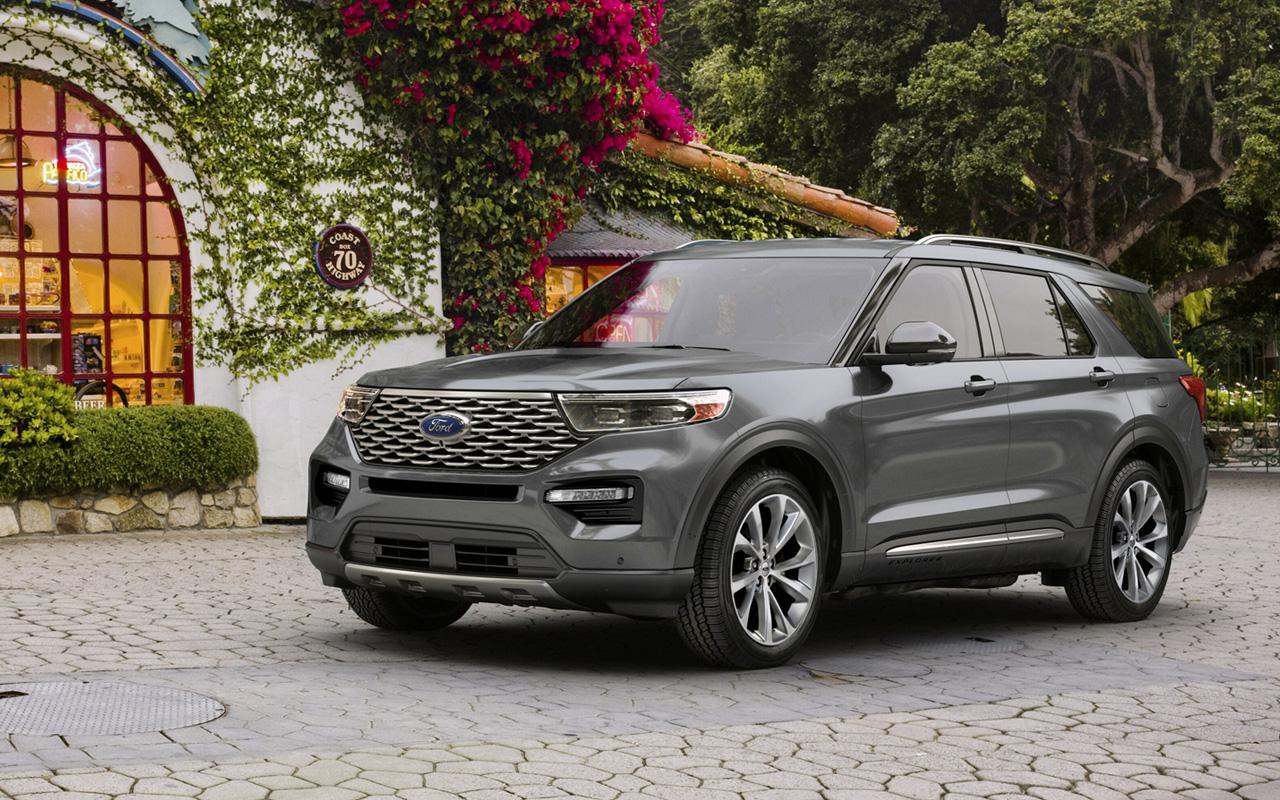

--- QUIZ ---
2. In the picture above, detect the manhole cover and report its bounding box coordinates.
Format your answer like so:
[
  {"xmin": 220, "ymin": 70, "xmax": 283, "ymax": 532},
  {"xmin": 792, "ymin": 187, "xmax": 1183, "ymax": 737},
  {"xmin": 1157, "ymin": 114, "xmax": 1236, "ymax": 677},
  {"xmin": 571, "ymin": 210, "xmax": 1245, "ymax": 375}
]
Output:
[
  {"xmin": 879, "ymin": 633, "xmax": 1025, "ymax": 654},
  {"xmin": 0, "ymin": 682, "xmax": 224, "ymax": 736}
]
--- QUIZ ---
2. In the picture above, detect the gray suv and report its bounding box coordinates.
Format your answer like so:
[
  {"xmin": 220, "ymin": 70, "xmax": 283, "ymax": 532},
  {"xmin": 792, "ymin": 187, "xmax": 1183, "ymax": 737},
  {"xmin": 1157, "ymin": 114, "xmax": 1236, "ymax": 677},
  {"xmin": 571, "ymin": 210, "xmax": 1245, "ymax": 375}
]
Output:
[{"xmin": 306, "ymin": 235, "xmax": 1208, "ymax": 669}]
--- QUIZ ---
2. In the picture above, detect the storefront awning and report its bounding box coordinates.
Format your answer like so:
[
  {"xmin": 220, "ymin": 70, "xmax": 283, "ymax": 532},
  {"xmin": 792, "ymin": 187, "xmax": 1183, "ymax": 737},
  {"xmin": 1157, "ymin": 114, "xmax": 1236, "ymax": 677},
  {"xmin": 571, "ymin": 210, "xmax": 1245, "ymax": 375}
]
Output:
[{"xmin": 549, "ymin": 205, "xmax": 695, "ymax": 261}]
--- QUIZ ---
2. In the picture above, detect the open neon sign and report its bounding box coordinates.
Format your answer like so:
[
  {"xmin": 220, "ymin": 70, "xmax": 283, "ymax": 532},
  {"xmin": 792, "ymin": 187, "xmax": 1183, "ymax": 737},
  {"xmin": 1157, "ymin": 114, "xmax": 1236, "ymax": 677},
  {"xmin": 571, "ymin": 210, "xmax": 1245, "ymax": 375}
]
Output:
[{"xmin": 40, "ymin": 141, "xmax": 102, "ymax": 188}]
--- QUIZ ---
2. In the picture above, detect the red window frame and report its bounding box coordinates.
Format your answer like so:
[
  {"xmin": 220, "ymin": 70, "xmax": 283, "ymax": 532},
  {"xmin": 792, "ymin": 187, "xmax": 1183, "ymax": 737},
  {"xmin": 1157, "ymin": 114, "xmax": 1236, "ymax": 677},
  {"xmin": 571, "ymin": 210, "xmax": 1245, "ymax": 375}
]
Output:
[{"xmin": 0, "ymin": 70, "xmax": 194, "ymax": 405}]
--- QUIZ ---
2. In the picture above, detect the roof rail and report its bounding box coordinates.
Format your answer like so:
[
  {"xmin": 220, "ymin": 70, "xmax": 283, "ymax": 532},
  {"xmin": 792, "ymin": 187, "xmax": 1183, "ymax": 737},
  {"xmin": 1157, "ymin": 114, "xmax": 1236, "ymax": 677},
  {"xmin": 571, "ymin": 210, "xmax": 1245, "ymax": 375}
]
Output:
[{"xmin": 914, "ymin": 234, "xmax": 1108, "ymax": 271}]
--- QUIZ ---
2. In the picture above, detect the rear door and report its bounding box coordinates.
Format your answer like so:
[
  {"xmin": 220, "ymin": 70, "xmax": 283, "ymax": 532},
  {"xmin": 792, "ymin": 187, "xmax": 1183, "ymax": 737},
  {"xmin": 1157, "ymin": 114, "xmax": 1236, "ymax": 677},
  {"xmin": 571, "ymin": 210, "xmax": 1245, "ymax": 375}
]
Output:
[
  {"xmin": 975, "ymin": 266, "xmax": 1130, "ymax": 568},
  {"xmin": 857, "ymin": 262, "xmax": 1012, "ymax": 581}
]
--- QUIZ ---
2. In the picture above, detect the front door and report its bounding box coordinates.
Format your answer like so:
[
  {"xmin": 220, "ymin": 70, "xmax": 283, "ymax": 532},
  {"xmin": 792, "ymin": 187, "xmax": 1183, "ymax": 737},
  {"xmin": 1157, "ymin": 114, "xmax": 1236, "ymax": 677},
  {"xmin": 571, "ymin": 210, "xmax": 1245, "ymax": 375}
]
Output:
[{"xmin": 857, "ymin": 262, "xmax": 1012, "ymax": 582}]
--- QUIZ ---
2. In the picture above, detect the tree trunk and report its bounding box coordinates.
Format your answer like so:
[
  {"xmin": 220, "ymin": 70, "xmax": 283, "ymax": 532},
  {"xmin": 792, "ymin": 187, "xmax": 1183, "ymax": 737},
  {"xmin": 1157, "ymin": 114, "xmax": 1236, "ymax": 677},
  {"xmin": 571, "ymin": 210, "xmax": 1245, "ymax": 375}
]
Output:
[{"xmin": 1152, "ymin": 241, "xmax": 1280, "ymax": 314}]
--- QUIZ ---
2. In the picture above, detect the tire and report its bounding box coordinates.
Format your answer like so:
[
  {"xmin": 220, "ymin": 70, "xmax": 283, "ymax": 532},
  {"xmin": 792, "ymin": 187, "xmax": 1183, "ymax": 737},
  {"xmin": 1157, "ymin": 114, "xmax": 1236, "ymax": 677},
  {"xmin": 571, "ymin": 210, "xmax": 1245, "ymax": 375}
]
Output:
[
  {"xmin": 1066, "ymin": 459, "xmax": 1174, "ymax": 622},
  {"xmin": 677, "ymin": 467, "xmax": 826, "ymax": 669},
  {"xmin": 342, "ymin": 586, "xmax": 471, "ymax": 631}
]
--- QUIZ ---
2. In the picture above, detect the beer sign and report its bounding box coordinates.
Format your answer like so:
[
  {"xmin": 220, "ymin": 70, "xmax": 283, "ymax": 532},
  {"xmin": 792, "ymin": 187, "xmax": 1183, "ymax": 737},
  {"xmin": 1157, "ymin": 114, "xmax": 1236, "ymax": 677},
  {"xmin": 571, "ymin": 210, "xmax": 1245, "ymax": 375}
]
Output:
[{"xmin": 314, "ymin": 224, "xmax": 374, "ymax": 289}]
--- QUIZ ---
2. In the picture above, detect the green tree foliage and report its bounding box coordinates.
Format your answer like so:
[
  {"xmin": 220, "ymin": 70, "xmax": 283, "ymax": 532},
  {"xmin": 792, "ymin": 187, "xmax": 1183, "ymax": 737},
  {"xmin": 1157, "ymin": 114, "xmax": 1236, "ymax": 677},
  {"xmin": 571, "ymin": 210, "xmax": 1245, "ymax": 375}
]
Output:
[{"xmin": 662, "ymin": 0, "xmax": 1280, "ymax": 318}]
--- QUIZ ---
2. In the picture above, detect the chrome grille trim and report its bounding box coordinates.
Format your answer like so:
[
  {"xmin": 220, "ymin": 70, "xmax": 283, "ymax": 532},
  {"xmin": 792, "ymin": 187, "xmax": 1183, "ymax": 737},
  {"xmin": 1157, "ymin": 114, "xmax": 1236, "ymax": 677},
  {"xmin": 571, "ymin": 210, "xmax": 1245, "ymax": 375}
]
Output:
[{"xmin": 350, "ymin": 389, "xmax": 589, "ymax": 471}]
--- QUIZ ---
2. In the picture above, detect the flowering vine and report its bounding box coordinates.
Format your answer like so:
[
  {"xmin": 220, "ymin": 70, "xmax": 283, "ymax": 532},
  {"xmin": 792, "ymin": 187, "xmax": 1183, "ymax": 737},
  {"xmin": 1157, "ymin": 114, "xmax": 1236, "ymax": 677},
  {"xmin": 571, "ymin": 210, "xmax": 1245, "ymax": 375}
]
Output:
[{"xmin": 328, "ymin": 0, "xmax": 695, "ymax": 352}]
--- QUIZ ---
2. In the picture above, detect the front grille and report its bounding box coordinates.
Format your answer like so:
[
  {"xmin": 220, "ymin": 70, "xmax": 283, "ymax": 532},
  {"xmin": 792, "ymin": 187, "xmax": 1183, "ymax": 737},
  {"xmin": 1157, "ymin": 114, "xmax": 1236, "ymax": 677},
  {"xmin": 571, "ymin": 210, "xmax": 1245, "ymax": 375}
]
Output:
[
  {"xmin": 347, "ymin": 535, "xmax": 430, "ymax": 570},
  {"xmin": 352, "ymin": 390, "xmax": 588, "ymax": 471}
]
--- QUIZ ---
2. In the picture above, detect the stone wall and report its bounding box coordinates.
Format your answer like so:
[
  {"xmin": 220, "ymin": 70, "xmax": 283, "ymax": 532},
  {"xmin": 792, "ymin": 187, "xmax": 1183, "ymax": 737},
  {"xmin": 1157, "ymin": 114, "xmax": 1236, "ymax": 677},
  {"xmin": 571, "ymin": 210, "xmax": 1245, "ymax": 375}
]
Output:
[{"xmin": 0, "ymin": 475, "xmax": 260, "ymax": 537}]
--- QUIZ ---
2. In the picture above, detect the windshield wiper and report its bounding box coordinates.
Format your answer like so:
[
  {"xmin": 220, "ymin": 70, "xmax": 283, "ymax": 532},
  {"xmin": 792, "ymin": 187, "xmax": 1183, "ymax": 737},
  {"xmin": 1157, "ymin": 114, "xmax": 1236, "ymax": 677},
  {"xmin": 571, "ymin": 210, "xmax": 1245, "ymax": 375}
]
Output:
[{"xmin": 643, "ymin": 344, "xmax": 733, "ymax": 352}]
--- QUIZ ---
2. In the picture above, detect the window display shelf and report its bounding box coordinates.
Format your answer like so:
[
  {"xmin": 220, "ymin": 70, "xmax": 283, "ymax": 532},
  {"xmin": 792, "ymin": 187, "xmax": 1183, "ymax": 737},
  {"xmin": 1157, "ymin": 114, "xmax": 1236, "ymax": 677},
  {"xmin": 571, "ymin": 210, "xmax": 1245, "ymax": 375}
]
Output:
[
  {"xmin": 0, "ymin": 305, "xmax": 60, "ymax": 313},
  {"xmin": 0, "ymin": 333, "xmax": 61, "ymax": 340}
]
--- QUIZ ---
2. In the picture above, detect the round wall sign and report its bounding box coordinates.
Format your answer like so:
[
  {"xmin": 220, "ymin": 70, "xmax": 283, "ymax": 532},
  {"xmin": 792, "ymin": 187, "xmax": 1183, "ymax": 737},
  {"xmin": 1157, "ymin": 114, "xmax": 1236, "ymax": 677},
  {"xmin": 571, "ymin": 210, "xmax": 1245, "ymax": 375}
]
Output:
[{"xmin": 314, "ymin": 224, "xmax": 374, "ymax": 289}]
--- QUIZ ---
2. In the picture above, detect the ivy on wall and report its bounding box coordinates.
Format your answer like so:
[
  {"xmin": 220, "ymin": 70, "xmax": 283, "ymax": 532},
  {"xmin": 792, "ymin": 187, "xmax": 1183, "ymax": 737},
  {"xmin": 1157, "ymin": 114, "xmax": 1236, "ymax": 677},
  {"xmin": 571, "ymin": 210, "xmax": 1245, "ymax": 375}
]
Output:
[{"xmin": 2, "ymin": 2, "xmax": 444, "ymax": 385}]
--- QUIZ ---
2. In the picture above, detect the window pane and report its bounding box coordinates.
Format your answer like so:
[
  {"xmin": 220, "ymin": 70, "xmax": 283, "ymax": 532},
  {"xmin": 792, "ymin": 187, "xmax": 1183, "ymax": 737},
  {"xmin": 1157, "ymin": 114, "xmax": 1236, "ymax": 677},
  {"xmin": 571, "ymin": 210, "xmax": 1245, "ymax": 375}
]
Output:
[
  {"xmin": 24, "ymin": 256, "xmax": 59, "ymax": 311},
  {"xmin": 20, "ymin": 80, "xmax": 55, "ymax": 132},
  {"xmin": 65, "ymin": 95, "xmax": 100, "ymax": 135},
  {"xmin": 69, "ymin": 259, "xmax": 105, "ymax": 313},
  {"xmin": 23, "ymin": 135, "xmax": 56, "ymax": 193},
  {"xmin": 116, "ymin": 377, "xmax": 146, "ymax": 406},
  {"xmin": 0, "ymin": 76, "xmax": 14, "ymax": 129},
  {"xmin": 1052, "ymin": 284, "xmax": 1094, "ymax": 356},
  {"xmin": 0, "ymin": 158, "xmax": 15, "ymax": 192},
  {"xmin": 68, "ymin": 199, "xmax": 103, "ymax": 253},
  {"xmin": 26, "ymin": 318, "xmax": 61, "ymax": 374},
  {"xmin": 983, "ymin": 270, "xmax": 1069, "ymax": 358},
  {"xmin": 63, "ymin": 139, "xmax": 102, "ymax": 195},
  {"xmin": 148, "ymin": 259, "xmax": 181, "ymax": 313},
  {"xmin": 151, "ymin": 376, "xmax": 185, "ymax": 405},
  {"xmin": 109, "ymin": 259, "xmax": 144, "ymax": 313},
  {"xmin": 147, "ymin": 202, "xmax": 180, "ymax": 255},
  {"xmin": 0, "ymin": 256, "xmax": 15, "ymax": 309},
  {"xmin": 107, "ymin": 200, "xmax": 141, "ymax": 254},
  {"xmin": 144, "ymin": 165, "xmax": 165, "ymax": 197},
  {"xmin": 1081, "ymin": 284, "xmax": 1177, "ymax": 358},
  {"xmin": 545, "ymin": 265, "xmax": 584, "ymax": 314},
  {"xmin": 586, "ymin": 264, "xmax": 622, "ymax": 285},
  {"xmin": 106, "ymin": 140, "xmax": 140, "ymax": 194},
  {"xmin": 110, "ymin": 318, "xmax": 145, "ymax": 374},
  {"xmin": 875, "ymin": 265, "xmax": 983, "ymax": 359},
  {"xmin": 71, "ymin": 320, "xmax": 106, "ymax": 374},
  {"xmin": 0, "ymin": 196, "xmax": 16, "ymax": 242},
  {"xmin": 150, "ymin": 319, "xmax": 183, "ymax": 373},
  {"xmin": 24, "ymin": 196, "xmax": 59, "ymax": 252},
  {"xmin": 0, "ymin": 316, "xmax": 20, "ymax": 372}
]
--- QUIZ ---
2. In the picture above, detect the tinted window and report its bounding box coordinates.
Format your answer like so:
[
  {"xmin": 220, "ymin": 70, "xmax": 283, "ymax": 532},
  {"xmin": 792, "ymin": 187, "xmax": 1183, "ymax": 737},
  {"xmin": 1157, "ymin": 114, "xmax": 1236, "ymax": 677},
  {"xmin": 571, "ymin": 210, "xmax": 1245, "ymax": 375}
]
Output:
[
  {"xmin": 1051, "ymin": 283, "xmax": 1095, "ymax": 356},
  {"xmin": 523, "ymin": 257, "xmax": 885, "ymax": 363},
  {"xmin": 875, "ymin": 265, "xmax": 982, "ymax": 359},
  {"xmin": 982, "ymin": 270, "xmax": 1069, "ymax": 357},
  {"xmin": 1081, "ymin": 284, "xmax": 1177, "ymax": 358}
]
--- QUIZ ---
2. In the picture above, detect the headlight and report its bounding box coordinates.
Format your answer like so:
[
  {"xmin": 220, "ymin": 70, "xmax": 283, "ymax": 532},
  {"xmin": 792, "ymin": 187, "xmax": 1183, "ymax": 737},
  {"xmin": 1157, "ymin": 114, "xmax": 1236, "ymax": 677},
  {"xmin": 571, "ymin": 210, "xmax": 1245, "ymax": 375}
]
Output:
[
  {"xmin": 336, "ymin": 385, "xmax": 379, "ymax": 424},
  {"xmin": 558, "ymin": 389, "xmax": 731, "ymax": 433}
]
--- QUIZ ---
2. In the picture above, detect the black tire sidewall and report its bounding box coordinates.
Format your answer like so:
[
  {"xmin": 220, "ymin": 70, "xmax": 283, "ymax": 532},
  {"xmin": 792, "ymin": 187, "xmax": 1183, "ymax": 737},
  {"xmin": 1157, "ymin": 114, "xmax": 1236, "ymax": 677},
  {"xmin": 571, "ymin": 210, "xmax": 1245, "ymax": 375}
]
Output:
[
  {"xmin": 711, "ymin": 472, "xmax": 825, "ymax": 666},
  {"xmin": 1098, "ymin": 462, "xmax": 1173, "ymax": 617}
]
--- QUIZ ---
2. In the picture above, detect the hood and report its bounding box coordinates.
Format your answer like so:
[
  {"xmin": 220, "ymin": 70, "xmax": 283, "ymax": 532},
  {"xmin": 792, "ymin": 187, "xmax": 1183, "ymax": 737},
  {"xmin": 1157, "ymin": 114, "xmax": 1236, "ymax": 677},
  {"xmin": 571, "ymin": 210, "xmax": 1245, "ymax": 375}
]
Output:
[{"xmin": 358, "ymin": 348, "xmax": 817, "ymax": 392}]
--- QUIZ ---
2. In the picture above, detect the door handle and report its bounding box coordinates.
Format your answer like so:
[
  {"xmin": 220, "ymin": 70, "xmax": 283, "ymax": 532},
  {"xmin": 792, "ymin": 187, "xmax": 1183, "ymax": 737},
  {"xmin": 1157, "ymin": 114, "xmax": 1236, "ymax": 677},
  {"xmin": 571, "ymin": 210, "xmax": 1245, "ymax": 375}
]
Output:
[
  {"xmin": 964, "ymin": 376, "xmax": 997, "ymax": 396},
  {"xmin": 1089, "ymin": 367, "xmax": 1116, "ymax": 386}
]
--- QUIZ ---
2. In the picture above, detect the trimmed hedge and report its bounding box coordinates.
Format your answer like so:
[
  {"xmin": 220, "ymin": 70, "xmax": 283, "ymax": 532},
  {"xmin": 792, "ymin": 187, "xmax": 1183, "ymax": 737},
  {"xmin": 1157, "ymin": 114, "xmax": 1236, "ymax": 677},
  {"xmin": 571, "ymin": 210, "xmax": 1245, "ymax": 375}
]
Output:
[{"xmin": 0, "ymin": 405, "xmax": 258, "ymax": 499}]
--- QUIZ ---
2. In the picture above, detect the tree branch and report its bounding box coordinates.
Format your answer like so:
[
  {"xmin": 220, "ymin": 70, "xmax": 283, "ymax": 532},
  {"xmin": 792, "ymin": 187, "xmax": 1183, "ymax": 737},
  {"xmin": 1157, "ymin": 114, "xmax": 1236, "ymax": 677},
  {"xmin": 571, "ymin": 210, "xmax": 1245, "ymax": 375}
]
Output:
[{"xmin": 1153, "ymin": 240, "xmax": 1280, "ymax": 314}]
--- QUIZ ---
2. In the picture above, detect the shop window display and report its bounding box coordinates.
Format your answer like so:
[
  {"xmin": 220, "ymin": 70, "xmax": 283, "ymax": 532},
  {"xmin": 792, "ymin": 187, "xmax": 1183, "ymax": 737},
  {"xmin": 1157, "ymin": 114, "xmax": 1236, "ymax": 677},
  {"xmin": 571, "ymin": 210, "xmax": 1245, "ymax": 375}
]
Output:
[{"xmin": 0, "ymin": 72, "xmax": 193, "ymax": 404}]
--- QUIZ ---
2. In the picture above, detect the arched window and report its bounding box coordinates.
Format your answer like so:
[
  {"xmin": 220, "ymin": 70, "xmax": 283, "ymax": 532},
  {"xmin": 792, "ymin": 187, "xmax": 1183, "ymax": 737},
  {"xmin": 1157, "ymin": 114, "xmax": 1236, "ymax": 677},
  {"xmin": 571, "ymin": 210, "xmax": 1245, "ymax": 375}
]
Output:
[{"xmin": 0, "ymin": 71, "xmax": 193, "ymax": 406}]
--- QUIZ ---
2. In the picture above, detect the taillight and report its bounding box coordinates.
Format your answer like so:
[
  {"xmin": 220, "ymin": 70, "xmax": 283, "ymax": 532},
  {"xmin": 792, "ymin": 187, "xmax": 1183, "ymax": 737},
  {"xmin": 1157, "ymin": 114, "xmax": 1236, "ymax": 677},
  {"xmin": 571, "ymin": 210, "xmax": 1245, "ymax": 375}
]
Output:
[{"xmin": 1179, "ymin": 375, "xmax": 1206, "ymax": 422}]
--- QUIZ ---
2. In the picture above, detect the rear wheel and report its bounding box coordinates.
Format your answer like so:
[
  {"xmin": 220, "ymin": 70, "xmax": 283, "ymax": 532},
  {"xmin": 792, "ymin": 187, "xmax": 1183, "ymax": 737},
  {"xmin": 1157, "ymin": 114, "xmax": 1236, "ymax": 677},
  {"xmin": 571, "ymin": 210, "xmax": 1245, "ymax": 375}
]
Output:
[
  {"xmin": 342, "ymin": 586, "xmax": 471, "ymax": 631},
  {"xmin": 1066, "ymin": 459, "xmax": 1173, "ymax": 622},
  {"xmin": 677, "ymin": 468, "xmax": 825, "ymax": 668}
]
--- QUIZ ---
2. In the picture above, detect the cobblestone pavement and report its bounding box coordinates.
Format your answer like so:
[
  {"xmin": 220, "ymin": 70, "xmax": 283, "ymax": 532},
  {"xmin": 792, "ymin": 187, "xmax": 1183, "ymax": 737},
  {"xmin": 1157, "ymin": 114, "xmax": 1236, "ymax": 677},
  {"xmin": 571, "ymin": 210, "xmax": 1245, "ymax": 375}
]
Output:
[{"xmin": 1, "ymin": 472, "xmax": 1278, "ymax": 799}]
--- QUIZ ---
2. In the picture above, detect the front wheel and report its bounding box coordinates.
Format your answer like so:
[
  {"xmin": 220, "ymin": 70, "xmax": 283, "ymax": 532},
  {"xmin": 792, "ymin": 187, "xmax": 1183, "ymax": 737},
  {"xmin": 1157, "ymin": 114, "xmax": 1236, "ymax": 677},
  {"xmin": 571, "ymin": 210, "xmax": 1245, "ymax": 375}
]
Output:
[
  {"xmin": 342, "ymin": 586, "xmax": 471, "ymax": 631},
  {"xmin": 677, "ymin": 467, "xmax": 826, "ymax": 669},
  {"xmin": 1066, "ymin": 459, "xmax": 1173, "ymax": 622}
]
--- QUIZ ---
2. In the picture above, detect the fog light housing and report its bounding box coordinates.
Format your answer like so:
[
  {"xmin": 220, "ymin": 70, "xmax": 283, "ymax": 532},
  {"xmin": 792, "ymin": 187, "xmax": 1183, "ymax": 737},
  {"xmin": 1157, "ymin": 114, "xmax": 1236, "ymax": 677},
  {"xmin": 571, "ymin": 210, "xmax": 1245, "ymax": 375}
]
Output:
[
  {"xmin": 545, "ymin": 487, "xmax": 633, "ymax": 504},
  {"xmin": 321, "ymin": 471, "xmax": 351, "ymax": 491}
]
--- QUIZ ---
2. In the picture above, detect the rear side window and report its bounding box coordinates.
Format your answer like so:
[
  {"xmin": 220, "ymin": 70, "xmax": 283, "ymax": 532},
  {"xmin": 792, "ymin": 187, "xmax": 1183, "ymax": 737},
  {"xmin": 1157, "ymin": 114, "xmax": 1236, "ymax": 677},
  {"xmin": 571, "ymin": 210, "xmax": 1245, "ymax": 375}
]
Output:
[
  {"xmin": 981, "ymin": 269, "xmax": 1072, "ymax": 357},
  {"xmin": 875, "ymin": 265, "xmax": 983, "ymax": 359},
  {"xmin": 1051, "ymin": 283, "xmax": 1095, "ymax": 356},
  {"xmin": 1080, "ymin": 284, "xmax": 1177, "ymax": 358}
]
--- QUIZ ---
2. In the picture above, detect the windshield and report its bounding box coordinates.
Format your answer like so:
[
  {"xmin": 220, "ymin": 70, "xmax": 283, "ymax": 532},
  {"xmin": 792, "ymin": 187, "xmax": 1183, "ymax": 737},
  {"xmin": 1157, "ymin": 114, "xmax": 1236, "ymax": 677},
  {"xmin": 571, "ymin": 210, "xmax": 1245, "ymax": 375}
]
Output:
[{"xmin": 522, "ymin": 257, "xmax": 886, "ymax": 363}]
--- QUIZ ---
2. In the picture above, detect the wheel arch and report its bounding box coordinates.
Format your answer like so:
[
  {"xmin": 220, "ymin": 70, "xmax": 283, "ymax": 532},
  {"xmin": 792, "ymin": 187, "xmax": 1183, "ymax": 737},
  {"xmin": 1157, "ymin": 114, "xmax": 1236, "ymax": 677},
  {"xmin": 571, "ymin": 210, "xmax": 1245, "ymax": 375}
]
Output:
[
  {"xmin": 676, "ymin": 424, "xmax": 855, "ymax": 590},
  {"xmin": 1088, "ymin": 424, "xmax": 1192, "ymax": 550}
]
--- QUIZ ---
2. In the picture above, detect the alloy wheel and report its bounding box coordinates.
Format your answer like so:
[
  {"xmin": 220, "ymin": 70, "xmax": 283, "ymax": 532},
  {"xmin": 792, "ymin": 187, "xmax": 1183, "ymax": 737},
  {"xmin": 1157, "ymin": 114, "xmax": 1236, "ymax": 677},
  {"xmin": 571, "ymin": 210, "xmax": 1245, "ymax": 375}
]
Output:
[
  {"xmin": 1111, "ymin": 479, "xmax": 1170, "ymax": 604},
  {"xmin": 730, "ymin": 493, "xmax": 819, "ymax": 646}
]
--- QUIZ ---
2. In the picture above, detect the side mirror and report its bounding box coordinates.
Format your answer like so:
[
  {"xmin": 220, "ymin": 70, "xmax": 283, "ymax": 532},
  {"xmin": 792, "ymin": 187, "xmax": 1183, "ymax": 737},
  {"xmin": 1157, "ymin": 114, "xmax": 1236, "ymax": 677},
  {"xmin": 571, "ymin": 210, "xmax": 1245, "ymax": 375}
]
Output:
[{"xmin": 862, "ymin": 321, "xmax": 957, "ymax": 366}]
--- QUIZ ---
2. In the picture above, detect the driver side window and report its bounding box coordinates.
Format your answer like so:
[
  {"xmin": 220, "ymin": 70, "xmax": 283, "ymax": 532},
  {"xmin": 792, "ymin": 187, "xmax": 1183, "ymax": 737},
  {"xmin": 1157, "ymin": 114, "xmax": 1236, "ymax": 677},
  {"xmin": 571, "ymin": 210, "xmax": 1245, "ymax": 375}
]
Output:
[{"xmin": 874, "ymin": 265, "xmax": 983, "ymax": 359}]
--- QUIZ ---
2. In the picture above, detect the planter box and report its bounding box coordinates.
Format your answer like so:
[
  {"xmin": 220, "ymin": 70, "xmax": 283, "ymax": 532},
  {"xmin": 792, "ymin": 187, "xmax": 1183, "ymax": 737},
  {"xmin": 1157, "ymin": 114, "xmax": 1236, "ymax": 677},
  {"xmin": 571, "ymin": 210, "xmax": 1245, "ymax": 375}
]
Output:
[{"xmin": 0, "ymin": 475, "xmax": 260, "ymax": 537}]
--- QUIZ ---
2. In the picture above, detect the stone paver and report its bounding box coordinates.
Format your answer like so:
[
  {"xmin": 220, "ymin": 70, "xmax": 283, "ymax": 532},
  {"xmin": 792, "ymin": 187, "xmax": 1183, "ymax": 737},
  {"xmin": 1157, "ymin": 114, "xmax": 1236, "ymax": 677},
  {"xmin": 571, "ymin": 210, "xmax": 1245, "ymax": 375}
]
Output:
[{"xmin": 0, "ymin": 472, "xmax": 1278, "ymax": 798}]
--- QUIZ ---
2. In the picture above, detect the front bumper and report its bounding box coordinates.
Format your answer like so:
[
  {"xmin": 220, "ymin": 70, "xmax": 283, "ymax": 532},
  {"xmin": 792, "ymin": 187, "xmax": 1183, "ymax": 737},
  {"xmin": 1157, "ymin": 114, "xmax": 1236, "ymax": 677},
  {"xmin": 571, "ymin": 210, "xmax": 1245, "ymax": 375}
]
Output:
[{"xmin": 306, "ymin": 419, "xmax": 718, "ymax": 618}]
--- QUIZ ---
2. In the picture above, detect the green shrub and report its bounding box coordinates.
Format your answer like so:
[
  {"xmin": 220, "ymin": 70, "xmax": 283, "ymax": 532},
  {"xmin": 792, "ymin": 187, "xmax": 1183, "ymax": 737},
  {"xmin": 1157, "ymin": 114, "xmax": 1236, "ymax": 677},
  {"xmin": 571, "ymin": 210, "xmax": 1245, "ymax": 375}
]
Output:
[
  {"xmin": 0, "ymin": 369, "xmax": 77, "ymax": 450},
  {"xmin": 0, "ymin": 405, "xmax": 258, "ymax": 499}
]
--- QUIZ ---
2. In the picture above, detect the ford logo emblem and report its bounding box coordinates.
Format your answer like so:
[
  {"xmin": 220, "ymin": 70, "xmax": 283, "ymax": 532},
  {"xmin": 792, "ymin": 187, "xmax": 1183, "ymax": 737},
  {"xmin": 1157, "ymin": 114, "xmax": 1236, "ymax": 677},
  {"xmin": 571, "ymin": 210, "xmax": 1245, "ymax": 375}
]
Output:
[{"xmin": 419, "ymin": 412, "xmax": 470, "ymax": 442}]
